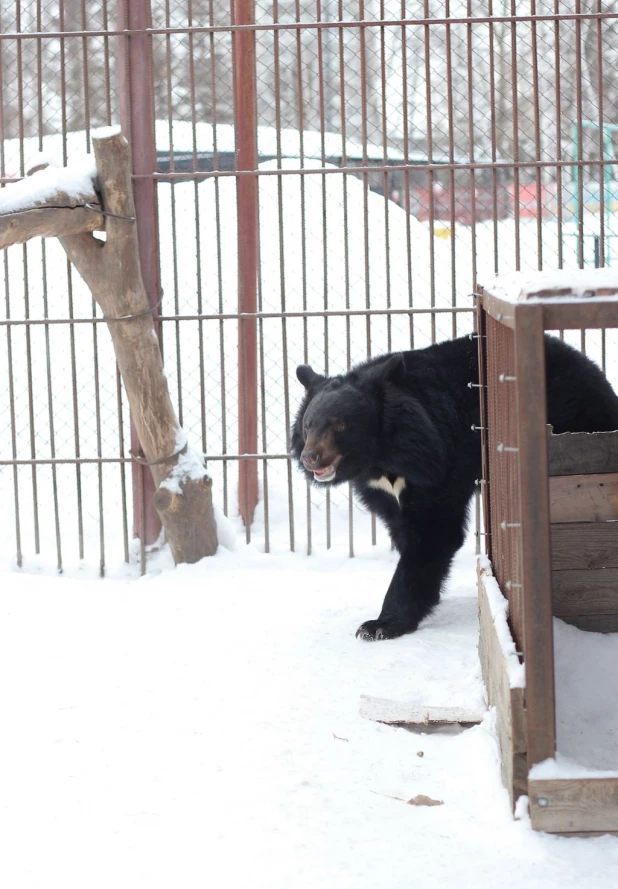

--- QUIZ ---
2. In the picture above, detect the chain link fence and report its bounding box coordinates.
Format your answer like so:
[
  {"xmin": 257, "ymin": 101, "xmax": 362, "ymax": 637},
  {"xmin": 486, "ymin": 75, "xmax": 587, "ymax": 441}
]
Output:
[{"xmin": 2, "ymin": 1, "xmax": 618, "ymax": 574}]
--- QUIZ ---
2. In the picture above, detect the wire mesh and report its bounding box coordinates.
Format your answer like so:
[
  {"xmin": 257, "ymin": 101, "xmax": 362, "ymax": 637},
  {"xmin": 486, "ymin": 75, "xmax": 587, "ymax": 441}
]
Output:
[{"xmin": 2, "ymin": 1, "xmax": 618, "ymax": 574}]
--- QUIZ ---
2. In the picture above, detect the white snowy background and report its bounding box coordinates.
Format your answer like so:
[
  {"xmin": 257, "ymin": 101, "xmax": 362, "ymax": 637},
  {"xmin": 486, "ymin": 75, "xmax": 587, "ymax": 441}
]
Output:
[{"xmin": 1, "ymin": 128, "xmax": 618, "ymax": 887}]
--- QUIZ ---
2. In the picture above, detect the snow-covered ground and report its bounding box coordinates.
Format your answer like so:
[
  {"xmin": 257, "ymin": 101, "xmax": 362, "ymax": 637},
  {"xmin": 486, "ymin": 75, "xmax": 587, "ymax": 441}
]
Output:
[
  {"xmin": 2, "ymin": 132, "xmax": 618, "ymax": 884},
  {"xmin": 2, "ymin": 539, "xmax": 618, "ymax": 889}
]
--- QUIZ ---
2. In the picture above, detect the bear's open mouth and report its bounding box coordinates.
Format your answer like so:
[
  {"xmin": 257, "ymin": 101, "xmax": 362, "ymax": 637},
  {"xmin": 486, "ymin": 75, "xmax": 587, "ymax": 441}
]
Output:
[{"xmin": 313, "ymin": 456, "xmax": 341, "ymax": 482}]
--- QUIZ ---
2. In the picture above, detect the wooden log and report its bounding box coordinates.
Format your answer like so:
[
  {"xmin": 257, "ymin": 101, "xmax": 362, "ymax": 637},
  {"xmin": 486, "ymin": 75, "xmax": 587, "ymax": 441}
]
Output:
[
  {"xmin": 529, "ymin": 777, "xmax": 618, "ymax": 833},
  {"xmin": 57, "ymin": 128, "xmax": 217, "ymax": 564},
  {"xmin": 0, "ymin": 185, "xmax": 104, "ymax": 249},
  {"xmin": 549, "ymin": 473, "xmax": 618, "ymax": 523},
  {"xmin": 477, "ymin": 563, "xmax": 528, "ymax": 808},
  {"xmin": 548, "ymin": 430, "xmax": 618, "ymax": 477},
  {"xmin": 551, "ymin": 522, "xmax": 618, "ymax": 570}
]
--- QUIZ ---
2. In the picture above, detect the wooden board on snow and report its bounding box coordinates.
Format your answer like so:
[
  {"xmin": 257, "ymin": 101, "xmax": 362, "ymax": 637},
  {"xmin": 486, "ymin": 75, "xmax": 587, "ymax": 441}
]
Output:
[{"xmin": 360, "ymin": 695, "xmax": 485, "ymax": 726}]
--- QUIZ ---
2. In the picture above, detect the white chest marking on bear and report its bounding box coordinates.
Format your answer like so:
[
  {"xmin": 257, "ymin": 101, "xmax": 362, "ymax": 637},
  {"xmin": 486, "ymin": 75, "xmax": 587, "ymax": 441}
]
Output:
[{"xmin": 368, "ymin": 475, "xmax": 406, "ymax": 503}]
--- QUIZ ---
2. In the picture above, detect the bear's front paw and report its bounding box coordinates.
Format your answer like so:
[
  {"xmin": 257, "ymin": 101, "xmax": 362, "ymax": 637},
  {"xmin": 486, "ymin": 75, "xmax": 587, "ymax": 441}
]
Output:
[{"xmin": 355, "ymin": 619, "xmax": 413, "ymax": 641}]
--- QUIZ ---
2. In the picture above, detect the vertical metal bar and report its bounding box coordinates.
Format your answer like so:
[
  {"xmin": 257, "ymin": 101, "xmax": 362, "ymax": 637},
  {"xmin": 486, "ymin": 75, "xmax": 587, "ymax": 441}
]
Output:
[
  {"xmin": 337, "ymin": 0, "xmax": 354, "ymax": 557},
  {"xmin": 554, "ymin": 0, "xmax": 564, "ymax": 268},
  {"xmin": 596, "ymin": 0, "xmax": 607, "ymax": 367},
  {"xmin": 164, "ymin": 1, "xmax": 183, "ymax": 431},
  {"xmin": 466, "ymin": 0, "xmax": 477, "ymax": 291},
  {"xmin": 15, "ymin": 4, "xmax": 40, "ymax": 555},
  {"xmin": 595, "ymin": 0, "xmax": 606, "ymax": 269},
  {"xmin": 116, "ymin": 0, "xmax": 162, "ymax": 552},
  {"xmin": 423, "ymin": 0, "xmax": 436, "ymax": 343},
  {"xmin": 514, "ymin": 302, "xmax": 556, "ymax": 767},
  {"xmin": 187, "ymin": 1, "xmax": 207, "ymax": 456},
  {"xmin": 400, "ymin": 0, "xmax": 414, "ymax": 348},
  {"xmin": 295, "ymin": 0, "xmax": 311, "ymax": 555},
  {"xmin": 272, "ymin": 0, "xmax": 295, "ymax": 552},
  {"xmin": 210, "ymin": 0, "xmax": 229, "ymax": 520},
  {"xmin": 510, "ymin": 0, "xmax": 521, "ymax": 270},
  {"xmin": 0, "ymin": 13, "xmax": 21, "ymax": 566},
  {"xmin": 445, "ymin": 0, "xmax": 458, "ymax": 337},
  {"xmin": 102, "ymin": 0, "xmax": 113, "ymax": 125},
  {"xmin": 574, "ymin": 0, "xmax": 585, "ymax": 269},
  {"xmin": 79, "ymin": 0, "xmax": 105, "ymax": 574},
  {"xmin": 357, "ymin": 0, "xmax": 375, "ymax": 547},
  {"xmin": 530, "ymin": 0, "xmax": 543, "ymax": 268},
  {"xmin": 379, "ymin": 0, "xmax": 392, "ymax": 354},
  {"xmin": 116, "ymin": 367, "xmax": 130, "ymax": 563},
  {"xmin": 233, "ymin": 0, "xmax": 259, "ymax": 532},
  {"xmin": 3, "ymin": 257, "xmax": 23, "ymax": 567},
  {"xmin": 80, "ymin": 0, "xmax": 91, "ymax": 149},
  {"xmin": 41, "ymin": 249, "xmax": 63, "ymax": 573},
  {"xmin": 58, "ymin": 1, "xmax": 85, "ymax": 561},
  {"xmin": 358, "ymin": 0, "xmax": 371, "ymax": 359},
  {"xmin": 488, "ymin": 0, "xmax": 500, "ymax": 276},
  {"xmin": 315, "ymin": 0, "xmax": 332, "ymax": 548}
]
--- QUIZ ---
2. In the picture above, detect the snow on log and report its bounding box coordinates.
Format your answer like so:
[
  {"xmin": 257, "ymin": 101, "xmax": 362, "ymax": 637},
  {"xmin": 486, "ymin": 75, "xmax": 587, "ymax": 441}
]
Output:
[{"xmin": 0, "ymin": 159, "xmax": 104, "ymax": 248}]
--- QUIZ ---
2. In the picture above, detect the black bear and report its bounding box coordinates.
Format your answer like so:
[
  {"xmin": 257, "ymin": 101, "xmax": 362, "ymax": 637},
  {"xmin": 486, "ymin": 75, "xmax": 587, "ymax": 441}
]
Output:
[{"xmin": 291, "ymin": 335, "xmax": 618, "ymax": 641}]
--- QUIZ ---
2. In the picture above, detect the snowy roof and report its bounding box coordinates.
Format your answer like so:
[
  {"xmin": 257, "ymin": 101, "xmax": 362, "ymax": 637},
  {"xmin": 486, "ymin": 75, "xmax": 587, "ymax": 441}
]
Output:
[{"xmin": 483, "ymin": 268, "xmax": 618, "ymax": 304}]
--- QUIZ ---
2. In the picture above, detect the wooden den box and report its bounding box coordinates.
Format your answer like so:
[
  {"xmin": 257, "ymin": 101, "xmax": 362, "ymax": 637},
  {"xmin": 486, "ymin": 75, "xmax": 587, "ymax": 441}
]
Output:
[{"xmin": 476, "ymin": 270, "xmax": 618, "ymax": 834}]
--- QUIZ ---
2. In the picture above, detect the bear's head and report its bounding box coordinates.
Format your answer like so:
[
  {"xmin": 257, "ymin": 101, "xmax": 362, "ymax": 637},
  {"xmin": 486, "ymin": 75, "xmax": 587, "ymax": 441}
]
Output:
[{"xmin": 291, "ymin": 353, "xmax": 406, "ymax": 485}]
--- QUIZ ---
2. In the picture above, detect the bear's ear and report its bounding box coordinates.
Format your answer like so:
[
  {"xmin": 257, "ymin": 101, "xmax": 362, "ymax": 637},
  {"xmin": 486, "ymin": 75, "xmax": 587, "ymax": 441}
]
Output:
[
  {"xmin": 296, "ymin": 365, "xmax": 326, "ymax": 390},
  {"xmin": 375, "ymin": 352, "xmax": 406, "ymax": 386}
]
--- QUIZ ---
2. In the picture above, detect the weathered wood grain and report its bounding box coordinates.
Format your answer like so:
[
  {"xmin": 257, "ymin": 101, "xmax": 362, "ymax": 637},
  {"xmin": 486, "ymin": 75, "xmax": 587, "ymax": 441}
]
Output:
[
  {"xmin": 529, "ymin": 777, "xmax": 618, "ymax": 833},
  {"xmin": 551, "ymin": 522, "xmax": 618, "ymax": 570},
  {"xmin": 514, "ymin": 303, "xmax": 556, "ymax": 767},
  {"xmin": 0, "ymin": 189, "xmax": 104, "ymax": 249},
  {"xmin": 552, "ymin": 567, "xmax": 618, "ymax": 618},
  {"xmin": 548, "ymin": 430, "xmax": 618, "ymax": 477},
  {"xmin": 549, "ymin": 473, "xmax": 618, "ymax": 523}
]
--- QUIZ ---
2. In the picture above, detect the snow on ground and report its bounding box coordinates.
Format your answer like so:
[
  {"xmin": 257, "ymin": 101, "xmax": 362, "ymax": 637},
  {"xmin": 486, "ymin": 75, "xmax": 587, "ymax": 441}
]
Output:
[{"xmin": 2, "ymin": 539, "xmax": 618, "ymax": 889}]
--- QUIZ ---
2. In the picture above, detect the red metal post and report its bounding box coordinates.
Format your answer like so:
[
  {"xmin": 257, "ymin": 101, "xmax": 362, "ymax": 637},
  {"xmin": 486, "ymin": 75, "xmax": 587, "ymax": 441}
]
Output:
[
  {"xmin": 234, "ymin": 0, "xmax": 259, "ymax": 529},
  {"xmin": 116, "ymin": 0, "xmax": 162, "ymax": 546}
]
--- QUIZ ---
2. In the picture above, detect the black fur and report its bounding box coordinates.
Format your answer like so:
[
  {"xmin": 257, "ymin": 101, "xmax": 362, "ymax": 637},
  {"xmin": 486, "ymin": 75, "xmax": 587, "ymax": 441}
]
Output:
[{"xmin": 292, "ymin": 335, "xmax": 618, "ymax": 641}]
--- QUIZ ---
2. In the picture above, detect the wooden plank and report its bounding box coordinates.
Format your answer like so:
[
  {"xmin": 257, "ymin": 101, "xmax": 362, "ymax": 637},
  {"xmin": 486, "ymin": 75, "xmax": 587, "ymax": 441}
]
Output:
[
  {"xmin": 548, "ymin": 431, "xmax": 618, "ymax": 477},
  {"xmin": 359, "ymin": 698, "xmax": 484, "ymax": 725},
  {"xmin": 551, "ymin": 522, "xmax": 618, "ymax": 570},
  {"xmin": 514, "ymin": 303, "xmax": 556, "ymax": 767},
  {"xmin": 557, "ymin": 613, "xmax": 618, "ymax": 633},
  {"xmin": 529, "ymin": 777, "xmax": 618, "ymax": 833},
  {"xmin": 552, "ymin": 567, "xmax": 618, "ymax": 619},
  {"xmin": 543, "ymin": 301, "xmax": 618, "ymax": 331},
  {"xmin": 478, "ymin": 565, "xmax": 527, "ymax": 808},
  {"xmin": 549, "ymin": 473, "xmax": 618, "ymax": 523}
]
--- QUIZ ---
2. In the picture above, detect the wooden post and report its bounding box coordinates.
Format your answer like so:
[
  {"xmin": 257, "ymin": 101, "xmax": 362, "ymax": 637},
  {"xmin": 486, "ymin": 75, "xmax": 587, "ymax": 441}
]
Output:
[
  {"xmin": 514, "ymin": 303, "xmax": 556, "ymax": 767},
  {"xmin": 0, "ymin": 129, "xmax": 220, "ymax": 565}
]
